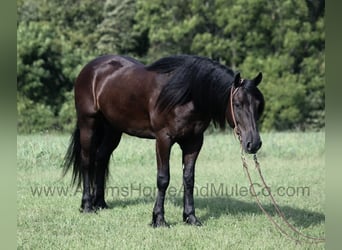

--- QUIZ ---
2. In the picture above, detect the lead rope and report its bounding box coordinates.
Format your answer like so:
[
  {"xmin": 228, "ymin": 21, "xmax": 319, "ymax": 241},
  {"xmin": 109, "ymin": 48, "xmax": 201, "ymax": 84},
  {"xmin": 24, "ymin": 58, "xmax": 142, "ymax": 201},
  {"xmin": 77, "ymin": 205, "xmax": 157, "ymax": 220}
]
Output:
[{"xmin": 230, "ymin": 84, "xmax": 325, "ymax": 244}]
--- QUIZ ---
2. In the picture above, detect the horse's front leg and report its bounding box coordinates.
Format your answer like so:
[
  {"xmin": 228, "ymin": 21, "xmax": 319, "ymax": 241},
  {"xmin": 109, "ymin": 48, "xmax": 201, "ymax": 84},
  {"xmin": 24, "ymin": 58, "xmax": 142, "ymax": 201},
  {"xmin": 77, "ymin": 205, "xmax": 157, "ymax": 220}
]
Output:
[
  {"xmin": 179, "ymin": 134, "xmax": 203, "ymax": 226},
  {"xmin": 151, "ymin": 134, "xmax": 172, "ymax": 227}
]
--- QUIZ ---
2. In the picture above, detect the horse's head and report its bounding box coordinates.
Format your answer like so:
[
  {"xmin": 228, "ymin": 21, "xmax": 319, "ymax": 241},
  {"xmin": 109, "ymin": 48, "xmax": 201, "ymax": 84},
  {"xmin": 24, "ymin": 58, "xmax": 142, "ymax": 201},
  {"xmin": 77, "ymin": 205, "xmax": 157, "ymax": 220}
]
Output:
[{"xmin": 226, "ymin": 72, "xmax": 264, "ymax": 154}]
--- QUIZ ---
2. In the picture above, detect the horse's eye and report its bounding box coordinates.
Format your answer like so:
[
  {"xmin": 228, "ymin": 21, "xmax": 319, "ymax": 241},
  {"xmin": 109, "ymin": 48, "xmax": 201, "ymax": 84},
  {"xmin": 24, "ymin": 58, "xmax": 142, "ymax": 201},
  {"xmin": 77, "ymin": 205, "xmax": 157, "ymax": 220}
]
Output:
[{"xmin": 234, "ymin": 103, "xmax": 241, "ymax": 109}]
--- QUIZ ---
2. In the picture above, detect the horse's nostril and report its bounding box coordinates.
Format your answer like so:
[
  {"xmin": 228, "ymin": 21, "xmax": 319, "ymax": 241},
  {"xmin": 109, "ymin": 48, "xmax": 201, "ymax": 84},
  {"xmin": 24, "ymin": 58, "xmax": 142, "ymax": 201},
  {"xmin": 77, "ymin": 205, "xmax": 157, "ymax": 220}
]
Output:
[{"xmin": 247, "ymin": 142, "xmax": 252, "ymax": 150}]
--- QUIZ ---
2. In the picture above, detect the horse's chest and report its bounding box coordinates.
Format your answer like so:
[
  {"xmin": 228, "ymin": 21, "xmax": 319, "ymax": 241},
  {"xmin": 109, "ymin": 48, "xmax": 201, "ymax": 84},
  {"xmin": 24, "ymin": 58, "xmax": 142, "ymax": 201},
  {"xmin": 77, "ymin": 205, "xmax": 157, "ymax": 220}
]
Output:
[{"xmin": 169, "ymin": 105, "xmax": 210, "ymax": 138}]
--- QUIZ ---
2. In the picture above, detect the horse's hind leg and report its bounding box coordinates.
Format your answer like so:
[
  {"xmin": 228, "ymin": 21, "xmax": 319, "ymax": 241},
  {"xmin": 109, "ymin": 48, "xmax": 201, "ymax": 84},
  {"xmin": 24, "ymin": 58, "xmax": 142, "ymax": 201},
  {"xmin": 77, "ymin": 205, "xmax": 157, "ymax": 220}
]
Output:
[
  {"xmin": 93, "ymin": 124, "xmax": 122, "ymax": 209},
  {"xmin": 78, "ymin": 116, "xmax": 98, "ymax": 212}
]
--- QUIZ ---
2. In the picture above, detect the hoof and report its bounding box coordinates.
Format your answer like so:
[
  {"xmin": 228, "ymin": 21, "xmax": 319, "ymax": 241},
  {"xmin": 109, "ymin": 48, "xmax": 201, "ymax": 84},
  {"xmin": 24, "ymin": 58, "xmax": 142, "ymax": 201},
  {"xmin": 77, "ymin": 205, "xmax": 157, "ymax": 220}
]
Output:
[
  {"xmin": 80, "ymin": 205, "xmax": 96, "ymax": 213},
  {"xmin": 151, "ymin": 220, "xmax": 170, "ymax": 228},
  {"xmin": 151, "ymin": 214, "xmax": 170, "ymax": 228},
  {"xmin": 80, "ymin": 199, "xmax": 96, "ymax": 213},
  {"xmin": 93, "ymin": 199, "xmax": 108, "ymax": 210},
  {"xmin": 184, "ymin": 214, "xmax": 202, "ymax": 226}
]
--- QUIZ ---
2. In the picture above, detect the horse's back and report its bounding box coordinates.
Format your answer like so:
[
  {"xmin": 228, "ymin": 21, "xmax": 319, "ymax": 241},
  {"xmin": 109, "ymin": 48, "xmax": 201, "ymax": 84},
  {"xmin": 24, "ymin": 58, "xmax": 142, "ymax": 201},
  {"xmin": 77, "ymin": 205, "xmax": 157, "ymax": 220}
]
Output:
[
  {"xmin": 74, "ymin": 55, "xmax": 143, "ymax": 117},
  {"xmin": 83, "ymin": 54, "xmax": 142, "ymax": 69},
  {"xmin": 75, "ymin": 55, "xmax": 142, "ymax": 88}
]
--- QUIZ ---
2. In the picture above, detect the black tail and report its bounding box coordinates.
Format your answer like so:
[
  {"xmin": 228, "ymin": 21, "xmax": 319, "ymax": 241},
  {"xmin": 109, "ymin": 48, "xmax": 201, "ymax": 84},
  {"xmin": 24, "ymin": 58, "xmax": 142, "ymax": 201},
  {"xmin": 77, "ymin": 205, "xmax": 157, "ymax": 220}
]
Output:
[{"xmin": 62, "ymin": 127, "xmax": 82, "ymax": 187}]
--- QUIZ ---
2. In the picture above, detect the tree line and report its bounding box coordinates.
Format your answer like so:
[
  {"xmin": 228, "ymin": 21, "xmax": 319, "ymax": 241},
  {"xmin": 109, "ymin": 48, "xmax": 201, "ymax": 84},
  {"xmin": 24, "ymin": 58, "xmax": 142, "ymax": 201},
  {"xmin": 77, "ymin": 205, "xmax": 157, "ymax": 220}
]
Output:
[{"xmin": 17, "ymin": 0, "xmax": 325, "ymax": 133}]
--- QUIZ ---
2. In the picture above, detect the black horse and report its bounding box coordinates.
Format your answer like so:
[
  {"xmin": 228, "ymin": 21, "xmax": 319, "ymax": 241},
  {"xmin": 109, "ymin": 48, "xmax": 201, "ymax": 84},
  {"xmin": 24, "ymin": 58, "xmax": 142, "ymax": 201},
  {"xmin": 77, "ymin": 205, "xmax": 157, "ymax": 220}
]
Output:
[{"xmin": 63, "ymin": 54, "xmax": 265, "ymax": 227}]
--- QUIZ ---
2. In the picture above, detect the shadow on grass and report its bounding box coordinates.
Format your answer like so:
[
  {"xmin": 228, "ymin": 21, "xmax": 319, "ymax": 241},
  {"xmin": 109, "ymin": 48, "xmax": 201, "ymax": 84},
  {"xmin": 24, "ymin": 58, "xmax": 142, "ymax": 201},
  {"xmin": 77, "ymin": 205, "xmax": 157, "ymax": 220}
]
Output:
[
  {"xmin": 106, "ymin": 196, "xmax": 324, "ymax": 228},
  {"xmin": 107, "ymin": 197, "xmax": 154, "ymax": 209},
  {"xmin": 193, "ymin": 196, "xmax": 324, "ymax": 228}
]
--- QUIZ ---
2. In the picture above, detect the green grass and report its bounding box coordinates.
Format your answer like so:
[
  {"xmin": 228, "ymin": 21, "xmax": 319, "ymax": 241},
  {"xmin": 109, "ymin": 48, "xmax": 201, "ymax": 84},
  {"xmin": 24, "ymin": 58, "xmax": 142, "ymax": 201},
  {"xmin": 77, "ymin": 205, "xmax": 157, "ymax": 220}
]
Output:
[{"xmin": 17, "ymin": 132, "xmax": 325, "ymax": 249}]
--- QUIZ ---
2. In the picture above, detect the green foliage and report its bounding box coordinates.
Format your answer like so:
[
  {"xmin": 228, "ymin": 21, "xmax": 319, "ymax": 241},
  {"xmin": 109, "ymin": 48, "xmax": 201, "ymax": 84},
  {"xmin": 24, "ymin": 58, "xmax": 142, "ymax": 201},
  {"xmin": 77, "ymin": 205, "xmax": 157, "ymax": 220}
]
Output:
[
  {"xmin": 235, "ymin": 0, "xmax": 325, "ymax": 130},
  {"xmin": 17, "ymin": 21, "xmax": 63, "ymax": 109},
  {"xmin": 96, "ymin": 0, "xmax": 149, "ymax": 56},
  {"xmin": 17, "ymin": 93, "xmax": 56, "ymax": 134},
  {"xmin": 58, "ymin": 91, "xmax": 77, "ymax": 133},
  {"xmin": 17, "ymin": 0, "xmax": 325, "ymax": 133}
]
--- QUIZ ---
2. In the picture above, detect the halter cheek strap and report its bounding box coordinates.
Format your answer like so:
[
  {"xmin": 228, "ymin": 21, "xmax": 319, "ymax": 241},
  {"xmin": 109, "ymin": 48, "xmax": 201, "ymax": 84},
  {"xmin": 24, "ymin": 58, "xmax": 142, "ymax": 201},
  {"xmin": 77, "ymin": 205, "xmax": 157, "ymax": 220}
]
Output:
[
  {"xmin": 230, "ymin": 79, "xmax": 244, "ymax": 139},
  {"xmin": 230, "ymin": 87, "xmax": 239, "ymax": 134}
]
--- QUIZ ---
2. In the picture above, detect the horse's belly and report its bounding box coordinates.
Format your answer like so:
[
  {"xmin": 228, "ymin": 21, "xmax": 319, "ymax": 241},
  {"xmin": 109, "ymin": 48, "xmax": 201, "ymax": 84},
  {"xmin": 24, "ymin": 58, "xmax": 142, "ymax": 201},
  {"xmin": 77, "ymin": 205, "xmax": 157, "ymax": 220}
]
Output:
[
  {"xmin": 124, "ymin": 127, "xmax": 156, "ymax": 139},
  {"xmin": 101, "ymin": 108, "xmax": 155, "ymax": 139}
]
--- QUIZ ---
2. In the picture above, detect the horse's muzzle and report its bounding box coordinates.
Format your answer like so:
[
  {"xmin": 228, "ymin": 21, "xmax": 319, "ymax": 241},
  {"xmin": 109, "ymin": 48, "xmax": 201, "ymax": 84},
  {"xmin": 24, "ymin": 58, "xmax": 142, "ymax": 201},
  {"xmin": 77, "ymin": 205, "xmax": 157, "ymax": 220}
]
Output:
[{"xmin": 245, "ymin": 139, "xmax": 262, "ymax": 154}]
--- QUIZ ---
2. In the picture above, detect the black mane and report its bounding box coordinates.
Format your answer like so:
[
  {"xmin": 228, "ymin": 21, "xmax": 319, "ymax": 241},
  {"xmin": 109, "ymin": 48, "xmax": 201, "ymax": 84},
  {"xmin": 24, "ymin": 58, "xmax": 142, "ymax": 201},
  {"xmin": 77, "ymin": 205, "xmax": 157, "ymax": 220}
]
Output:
[{"xmin": 146, "ymin": 55, "xmax": 236, "ymax": 128}]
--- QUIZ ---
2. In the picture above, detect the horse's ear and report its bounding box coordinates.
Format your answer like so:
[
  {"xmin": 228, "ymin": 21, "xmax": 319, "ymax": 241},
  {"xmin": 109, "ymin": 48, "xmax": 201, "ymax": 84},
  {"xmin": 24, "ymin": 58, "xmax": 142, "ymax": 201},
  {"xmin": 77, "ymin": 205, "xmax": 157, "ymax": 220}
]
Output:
[
  {"xmin": 254, "ymin": 72, "xmax": 262, "ymax": 86},
  {"xmin": 233, "ymin": 72, "xmax": 241, "ymax": 88}
]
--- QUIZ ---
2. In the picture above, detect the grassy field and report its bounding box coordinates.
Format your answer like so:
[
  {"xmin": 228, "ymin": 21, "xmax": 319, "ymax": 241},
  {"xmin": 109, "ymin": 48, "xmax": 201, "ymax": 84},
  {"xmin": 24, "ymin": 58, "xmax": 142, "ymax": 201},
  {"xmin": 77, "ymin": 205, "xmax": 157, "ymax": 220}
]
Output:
[{"xmin": 17, "ymin": 131, "xmax": 325, "ymax": 249}]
